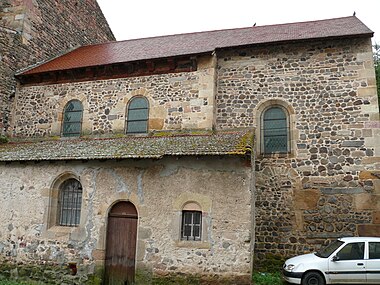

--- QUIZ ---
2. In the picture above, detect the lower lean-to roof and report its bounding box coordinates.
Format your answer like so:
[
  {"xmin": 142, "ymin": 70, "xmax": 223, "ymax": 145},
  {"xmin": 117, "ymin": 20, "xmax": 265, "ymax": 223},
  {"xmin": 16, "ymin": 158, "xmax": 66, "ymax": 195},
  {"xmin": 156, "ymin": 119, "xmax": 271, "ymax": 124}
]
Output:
[{"xmin": 0, "ymin": 131, "xmax": 253, "ymax": 162}]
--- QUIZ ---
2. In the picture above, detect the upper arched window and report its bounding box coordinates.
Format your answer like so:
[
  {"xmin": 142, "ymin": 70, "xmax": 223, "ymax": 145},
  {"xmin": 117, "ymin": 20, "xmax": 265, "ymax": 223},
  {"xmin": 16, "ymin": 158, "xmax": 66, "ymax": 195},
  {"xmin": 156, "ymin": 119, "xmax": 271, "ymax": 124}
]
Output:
[
  {"xmin": 62, "ymin": 100, "xmax": 83, "ymax": 137},
  {"xmin": 126, "ymin": 97, "xmax": 149, "ymax": 134},
  {"xmin": 262, "ymin": 106, "xmax": 289, "ymax": 153},
  {"xmin": 58, "ymin": 178, "xmax": 83, "ymax": 227}
]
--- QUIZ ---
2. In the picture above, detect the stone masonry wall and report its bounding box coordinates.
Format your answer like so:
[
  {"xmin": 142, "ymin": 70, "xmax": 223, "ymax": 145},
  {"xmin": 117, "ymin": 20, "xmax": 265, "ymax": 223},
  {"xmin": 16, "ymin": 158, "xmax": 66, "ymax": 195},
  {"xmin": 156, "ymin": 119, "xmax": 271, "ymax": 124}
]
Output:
[
  {"xmin": 216, "ymin": 37, "xmax": 380, "ymax": 258},
  {"xmin": 0, "ymin": 0, "xmax": 114, "ymax": 135},
  {"xmin": 0, "ymin": 156, "xmax": 252, "ymax": 284},
  {"xmin": 11, "ymin": 56, "xmax": 216, "ymax": 137}
]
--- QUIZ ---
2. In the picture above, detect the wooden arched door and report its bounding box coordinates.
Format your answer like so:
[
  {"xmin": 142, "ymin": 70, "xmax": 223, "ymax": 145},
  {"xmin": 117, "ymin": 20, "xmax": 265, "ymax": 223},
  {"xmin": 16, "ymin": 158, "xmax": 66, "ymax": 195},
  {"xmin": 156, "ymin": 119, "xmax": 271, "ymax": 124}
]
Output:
[{"xmin": 104, "ymin": 201, "xmax": 138, "ymax": 285}]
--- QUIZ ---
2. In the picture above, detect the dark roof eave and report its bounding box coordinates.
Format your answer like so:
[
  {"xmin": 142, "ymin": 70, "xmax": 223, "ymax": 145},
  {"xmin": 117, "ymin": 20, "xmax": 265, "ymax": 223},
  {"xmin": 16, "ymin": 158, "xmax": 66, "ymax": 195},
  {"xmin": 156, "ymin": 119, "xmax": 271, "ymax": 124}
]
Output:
[
  {"xmin": 16, "ymin": 51, "xmax": 212, "ymax": 79},
  {"xmin": 0, "ymin": 152, "xmax": 251, "ymax": 163}
]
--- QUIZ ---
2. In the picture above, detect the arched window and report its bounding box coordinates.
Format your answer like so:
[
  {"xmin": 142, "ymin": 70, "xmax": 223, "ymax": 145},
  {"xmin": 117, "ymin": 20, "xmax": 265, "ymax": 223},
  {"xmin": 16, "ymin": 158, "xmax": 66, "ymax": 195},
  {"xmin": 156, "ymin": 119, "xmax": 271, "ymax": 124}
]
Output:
[
  {"xmin": 181, "ymin": 202, "xmax": 202, "ymax": 241},
  {"xmin": 58, "ymin": 179, "xmax": 82, "ymax": 226},
  {"xmin": 126, "ymin": 97, "xmax": 149, "ymax": 134},
  {"xmin": 262, "ymin": 106, "xmax": 289, "ymax": 153},
  {"xmin": 62, "ymin": 100, "xmax": 83, "ymax": 137}
]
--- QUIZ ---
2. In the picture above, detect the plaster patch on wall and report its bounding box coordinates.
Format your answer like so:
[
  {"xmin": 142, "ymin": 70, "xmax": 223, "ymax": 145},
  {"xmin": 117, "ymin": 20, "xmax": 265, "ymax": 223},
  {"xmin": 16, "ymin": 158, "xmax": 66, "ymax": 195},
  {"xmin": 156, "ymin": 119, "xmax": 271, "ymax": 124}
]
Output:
[
  {"xmin": 81, "ymin": 169, "xmax": 99, "ymax": 260},
  {"xmin": 137, "ymin": 169, "xmax": 145, "ymax": 204},
  {"xmin": 108, "ymin": 169, "xmax": 130, "ymax": 194}
]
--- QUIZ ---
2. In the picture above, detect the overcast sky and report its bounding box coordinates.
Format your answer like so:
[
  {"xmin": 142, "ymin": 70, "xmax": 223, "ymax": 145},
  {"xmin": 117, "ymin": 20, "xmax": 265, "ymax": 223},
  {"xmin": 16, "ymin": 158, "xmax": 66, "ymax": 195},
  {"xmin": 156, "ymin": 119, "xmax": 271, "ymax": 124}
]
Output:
[{"xmin": 97, "ymin": 0, "xmax": 379, "ymax": 44}]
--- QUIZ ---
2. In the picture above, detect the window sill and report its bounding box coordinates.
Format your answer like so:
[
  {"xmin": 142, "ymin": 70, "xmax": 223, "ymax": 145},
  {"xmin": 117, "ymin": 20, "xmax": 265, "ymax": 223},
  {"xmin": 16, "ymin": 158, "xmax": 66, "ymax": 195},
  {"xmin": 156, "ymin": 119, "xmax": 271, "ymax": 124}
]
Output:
[
  {"xmin": 60, "ymin": 136, "xmax": 81, "ymax": 140},
  {"xmin": 41, "ymin": 225, "xmax": 81, "ymax": 239},
  {"xmin": 175, "ymin": 240, "xmax": 210, "ymax": 249},
  {"xmin": 258, "ymin": 152, "xmax": 294, "ymax": 159}
]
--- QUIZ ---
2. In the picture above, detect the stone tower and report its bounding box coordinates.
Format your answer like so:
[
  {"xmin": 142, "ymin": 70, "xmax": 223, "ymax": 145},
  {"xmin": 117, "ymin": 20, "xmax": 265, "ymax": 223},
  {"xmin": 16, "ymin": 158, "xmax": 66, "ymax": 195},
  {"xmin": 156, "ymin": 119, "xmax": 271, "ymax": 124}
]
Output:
[{"xmin": 0, "ymin": 0, "xmax": 114, "ymax": 135}]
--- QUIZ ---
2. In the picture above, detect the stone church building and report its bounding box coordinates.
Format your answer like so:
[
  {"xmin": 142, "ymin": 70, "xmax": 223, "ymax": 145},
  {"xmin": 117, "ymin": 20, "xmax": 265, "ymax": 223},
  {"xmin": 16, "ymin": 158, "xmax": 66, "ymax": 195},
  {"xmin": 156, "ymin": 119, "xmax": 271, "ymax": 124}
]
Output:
[{"xmin": 1, "ymin": 1, "xmax": 379, "ymax": 284}]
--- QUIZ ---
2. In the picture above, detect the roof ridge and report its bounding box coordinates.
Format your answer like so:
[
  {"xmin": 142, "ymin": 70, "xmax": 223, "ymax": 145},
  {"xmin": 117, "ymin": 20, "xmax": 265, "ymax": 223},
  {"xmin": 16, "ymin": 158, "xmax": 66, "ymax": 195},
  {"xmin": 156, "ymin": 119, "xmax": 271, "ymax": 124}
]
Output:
[
  {"xmin": 22, "ymin": 16, "xmax": 365, "ymax": 53},
  {"xmin": 105, "ymin": 15, "xmax": 359, "ymax": 44}
]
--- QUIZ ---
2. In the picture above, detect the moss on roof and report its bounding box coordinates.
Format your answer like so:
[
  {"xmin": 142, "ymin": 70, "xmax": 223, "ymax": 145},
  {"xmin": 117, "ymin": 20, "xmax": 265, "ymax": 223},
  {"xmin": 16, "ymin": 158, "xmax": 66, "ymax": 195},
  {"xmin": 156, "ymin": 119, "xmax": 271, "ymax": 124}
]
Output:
[{"xmin": 0, "ymin": 131, "xmax": 254, "ymax": 162}]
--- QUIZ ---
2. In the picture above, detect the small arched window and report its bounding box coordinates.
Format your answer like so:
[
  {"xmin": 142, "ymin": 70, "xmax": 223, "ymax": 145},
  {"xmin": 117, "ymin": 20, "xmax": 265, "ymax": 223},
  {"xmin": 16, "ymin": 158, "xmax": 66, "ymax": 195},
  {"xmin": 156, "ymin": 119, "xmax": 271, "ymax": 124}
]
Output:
[
  {"xmin": 58, "ymin": 179, "xmax": 82, "ymax": 226},
  {"xmin": 126, "ymin": 97, "xmax": 149, "ymax": 134},
  {"xmin": 181, "ymin": 202, "xmax": 202, "ymax": 241},
  {"xmin": 62, "ymin": 100, "xmax": 83, "ymax": 137},
  {"xmin": 262, "ymin": 106, "xmax": 289, "ymax": 153}
]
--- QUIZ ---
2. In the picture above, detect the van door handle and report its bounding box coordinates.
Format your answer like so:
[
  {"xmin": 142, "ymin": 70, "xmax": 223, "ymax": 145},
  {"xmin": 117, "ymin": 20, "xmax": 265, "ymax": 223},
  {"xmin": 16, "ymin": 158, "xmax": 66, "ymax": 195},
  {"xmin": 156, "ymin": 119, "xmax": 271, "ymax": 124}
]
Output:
[{"xmin": 357, "ymin": 263, "xmax": 364, "ymax": 266}]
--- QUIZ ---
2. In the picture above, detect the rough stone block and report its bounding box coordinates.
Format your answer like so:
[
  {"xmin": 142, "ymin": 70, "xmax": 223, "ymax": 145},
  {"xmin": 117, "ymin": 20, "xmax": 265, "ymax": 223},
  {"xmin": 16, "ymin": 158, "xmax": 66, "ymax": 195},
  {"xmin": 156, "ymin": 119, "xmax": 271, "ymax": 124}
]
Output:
[
  {"xmin": 149, "ymin": 118, "xmax": 164, "ymax": 130},
  {"xmin": 92, "ymin": 249, "xmax": 105, "ymax": 261},
  {"xmin": 362, "ymin": 129, "xmax": 373, "ymax": 137},
  {"xmin": 365, "ymin": 121, "xmax": 380, "ymax": 129},
  {"xmin": 354, "ymin": 193, "xmax": 380, "ymax": 210},
  {"xmin": 359, "ymin": 171, "xmax": 380, "ymax": 180},
  {"xmin": 362, "ymin": 157, "xmax": 380, "ymax": 164},
  {"xmin": 356, "ymin": 52, "xmax": 373, "ymax": 62},
  {"xmin": 320, "ymin": 187, "xmax": 364, "ymax": 194},
  {"xmin": 358, "ymin": 224, "xmax": 380, "ymax": 237},
  {"xmin": 373, "ymin": 212, "xmax": 380, "ymax": 224},
  {"xmin": 357, "ymin": 86, "xmax": 377, "ymax": 97},
  {"xmin": 374, "ymin": 180, "xmax": 380, "ymax": 195},
  {"xmin": 305, "ymin": 232, "xmax": 353, "ymax": 238},
  {"xmin": 293, "ymin": 189, "xmax": 320, "ymax": 210},
  {"xmin": 341, "ymin": 140, "xmax": 364, "ymax": 147}
]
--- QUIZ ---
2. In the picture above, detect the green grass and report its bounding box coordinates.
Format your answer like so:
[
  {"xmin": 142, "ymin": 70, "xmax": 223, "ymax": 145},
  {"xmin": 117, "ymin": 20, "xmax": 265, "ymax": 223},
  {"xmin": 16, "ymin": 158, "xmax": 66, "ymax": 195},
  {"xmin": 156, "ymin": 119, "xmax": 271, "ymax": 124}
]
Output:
[
  {"xmin": 0, "ymin": 281, "xmax": 29, "ymax": 285},
  {"xmin": 252, "ymin": 272, "xmax": 286, "ymax": 285},
  {"xmin": 0, "ymin": 277, "xmax": 43, "ymax": 285}
]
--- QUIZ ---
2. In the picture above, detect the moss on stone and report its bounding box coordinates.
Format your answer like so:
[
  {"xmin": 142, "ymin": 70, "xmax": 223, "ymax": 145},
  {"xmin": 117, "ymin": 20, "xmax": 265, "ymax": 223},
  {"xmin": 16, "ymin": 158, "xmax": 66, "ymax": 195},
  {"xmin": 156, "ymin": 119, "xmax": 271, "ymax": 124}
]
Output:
[
  {"xmin": 151, "ymin": 129, "xmax": 213, "ymax": 137},
  {"xmin": 253, "ymin": 253, "xmax": 286, "ymax": 273},
  {"xmin": 0, "ymin": 135, "xmax": 8, "ymax": 144},
  {"xmin": 152, "ymin": 275, "xmax": 201, "ymax": 285},
  {"xmin": 0, "ymin": 262, "xmax": 88, "ymax": 284},
  {"xmin": 228, "ymin": 131, "xmax": 254, "ymax": 155}
]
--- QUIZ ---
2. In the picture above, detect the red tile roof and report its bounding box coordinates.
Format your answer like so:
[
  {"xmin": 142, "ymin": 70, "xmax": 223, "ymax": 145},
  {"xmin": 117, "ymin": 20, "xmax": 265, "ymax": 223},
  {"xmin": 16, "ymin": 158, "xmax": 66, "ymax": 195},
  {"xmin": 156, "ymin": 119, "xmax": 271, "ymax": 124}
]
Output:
[{"xmin": 19, "ymin": 16, "xmax": 373, "ymax": 76}]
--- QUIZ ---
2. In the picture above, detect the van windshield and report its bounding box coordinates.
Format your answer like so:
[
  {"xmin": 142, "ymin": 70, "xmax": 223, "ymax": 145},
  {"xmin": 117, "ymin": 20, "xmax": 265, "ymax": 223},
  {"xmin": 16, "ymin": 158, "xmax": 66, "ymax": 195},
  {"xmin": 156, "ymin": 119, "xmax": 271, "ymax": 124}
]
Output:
[{"xmin": 315, "ymin": 240, "xmax": 344, "ymax": 258}]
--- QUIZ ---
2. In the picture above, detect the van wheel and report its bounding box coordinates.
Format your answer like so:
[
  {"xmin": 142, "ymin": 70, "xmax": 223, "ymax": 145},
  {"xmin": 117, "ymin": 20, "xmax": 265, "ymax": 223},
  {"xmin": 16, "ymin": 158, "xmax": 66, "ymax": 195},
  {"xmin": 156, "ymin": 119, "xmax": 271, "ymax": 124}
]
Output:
[{"xmin": 301, "ymin": 271, "xmax": 325, "ymax": 285}]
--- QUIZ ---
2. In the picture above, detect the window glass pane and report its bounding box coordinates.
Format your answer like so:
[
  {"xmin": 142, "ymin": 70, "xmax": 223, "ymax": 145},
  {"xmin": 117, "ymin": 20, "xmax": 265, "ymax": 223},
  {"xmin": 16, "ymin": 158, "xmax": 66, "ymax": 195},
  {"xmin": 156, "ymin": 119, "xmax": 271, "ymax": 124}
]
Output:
[
  {"xmin": 62, "ymin": 101, "xmax": 83, "ymax": 137},
  {"xmin": 75, "ymin": 210, "xmax": 81, "ymax": 225},
  {"xmin": 127, "ymin": 121, "xmax": 147, "ymax": 133},
  {"xmin": 64, "ymin": 111, "xmax": 82, "ymax": 123},
  {"xmin": 183, "ymin": 225, "xmax": 191, "ymax": 237},
  {"xmin": 264, "ymin": 128, "xmax": 287, "ymax": 137},
  {"xmin": 129, "ymin": 97, "xmax": 148, "ymax": 109},
  {"xmin": 263, "ymin": 107, "xmax": 288, "ymax": 153},
  {"xmin": 184, "ymin": 212, "xmax": 192, "ymax": 224},
  {"xmin": 65, "ymin": 101, "xmax": 83, "ymax": 112},
  {"xmin": 181, "ymin": 211, "xmax": 202, "ymax": 241},
  {"xmin": 63, "ymin": 122, "xmax": 81, "ymax": 134},
  {"xmin": 369, "ymin": 242, "xmax": 380, "ymax": 259},
  {"xmin": 264, "ymin": 107, "xmax": 286, "ymax": 120},
  {"xmin": 264, "ymin": 120, "xmax": 287, "ymax": 131},
  {"xmin": 59, "ymin": 179, "xmax": 82, "ymax": 227},
  {"xmin": 264, "ymin": 137, "xmax": 288, "ymax": 153},
  {"xmin": 193, "ymin": 212, "xmax": 201, "ymax": 224},
  {"xmin": 126, "ymin": 97, "xmax": 148, "ymax": 134},
  {"xmin": 337, "ymin": 242, "xmax": 364, "ymax": 260},
  {"xmin": 128, "ymin": 109, "xmax": 148, "ymax": 121},
  {"xmin": 316, "ymin": 240, "xmax": 344, "ymax": 258},
  {"xmin": 193, "ymin": 225, "xmax": 200, "ymax": 238}
]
